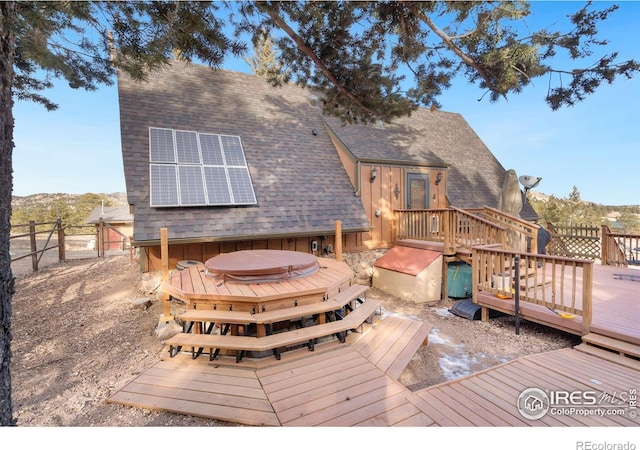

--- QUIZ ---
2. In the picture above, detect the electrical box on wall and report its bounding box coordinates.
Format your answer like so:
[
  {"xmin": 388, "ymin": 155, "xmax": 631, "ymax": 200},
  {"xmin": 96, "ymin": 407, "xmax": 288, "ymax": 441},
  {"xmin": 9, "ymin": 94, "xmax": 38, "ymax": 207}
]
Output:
[{"xmin": 311, "ymin": 241, "xmax": 318, "ymax": 251}]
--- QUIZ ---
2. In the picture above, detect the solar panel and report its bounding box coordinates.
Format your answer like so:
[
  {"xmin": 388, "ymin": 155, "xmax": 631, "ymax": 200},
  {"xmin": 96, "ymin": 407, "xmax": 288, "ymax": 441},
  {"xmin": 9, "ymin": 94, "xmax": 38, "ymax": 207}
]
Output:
[
  {"xmin": 150, "ymin": 164, "xmax": 179, "ymax": 207},
  {"xmin": 149, "ymin": 128, "xmax": 175, "ymax": 163},
  {"xmin": 178, "ymin": 165, "xmax": 206, "ymax": 205},
  {"xmin": 175, "ymin": 130, "xmax": 200, "ymax": 164},
  {"xmin": 199, "ymin": 133, "xmax": 225, "ymax": 165},
  {"xmin": 228, "ymin": 167, "xmax": 257, "ymax": 204},
  {"xmin": 149, "ymin": 128, "xmax": 257, "ymax": 207},
  {"xmin": 203, "ymin": 166, "xmax": 233, "ymax": 204},
  {"xmin": 220, "ymin": 135, "xmax": 246, "ymax": 166}
]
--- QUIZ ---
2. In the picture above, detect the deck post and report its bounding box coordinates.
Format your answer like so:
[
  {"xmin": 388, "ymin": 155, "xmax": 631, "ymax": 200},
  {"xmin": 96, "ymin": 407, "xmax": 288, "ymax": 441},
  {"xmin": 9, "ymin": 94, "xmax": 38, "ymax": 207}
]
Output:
[
  {"xmin": 581, "ymin": 262, "xmax": 593, "ymax": 335},
  {"xmin": 160, "ymin": 227, "xmax": 173, "ymax": 322},
  {"xmin": 335, "ymin": 220, "xmax": 343, "ymax": 262}
]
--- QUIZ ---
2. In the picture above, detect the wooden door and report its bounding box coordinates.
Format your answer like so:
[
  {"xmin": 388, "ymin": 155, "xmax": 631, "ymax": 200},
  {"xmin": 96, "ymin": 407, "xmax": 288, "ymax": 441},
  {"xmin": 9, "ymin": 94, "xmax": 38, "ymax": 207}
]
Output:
[{"xmin": 406, "ymin": 173, "xmax": 429, "ymax": 209}]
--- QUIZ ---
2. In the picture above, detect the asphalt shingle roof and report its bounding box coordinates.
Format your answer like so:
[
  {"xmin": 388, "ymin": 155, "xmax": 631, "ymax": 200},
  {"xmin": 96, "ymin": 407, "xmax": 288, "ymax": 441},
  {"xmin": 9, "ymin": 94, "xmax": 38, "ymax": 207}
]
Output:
[
  {"xmin": 119, "ymin": 62, "xmax": 536, "ymax": 244},
  {"xmin": 86, "ymin": 206, "xmax": 133, "ymax": 224},
  {"xmin": 323, "ymin": 110, "xmax": 521, "ymax": 212},
  {"xmin": 118, "ymin": 62, "xmax": 370, "ymax": 244}
]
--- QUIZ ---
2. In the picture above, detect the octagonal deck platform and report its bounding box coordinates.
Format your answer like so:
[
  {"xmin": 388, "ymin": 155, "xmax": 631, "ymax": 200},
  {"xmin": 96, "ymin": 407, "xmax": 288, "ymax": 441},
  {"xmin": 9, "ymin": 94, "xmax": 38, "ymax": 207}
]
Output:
[{"xmin": 163, "ymin": 252, "xmax": 354, "ymax": 313}]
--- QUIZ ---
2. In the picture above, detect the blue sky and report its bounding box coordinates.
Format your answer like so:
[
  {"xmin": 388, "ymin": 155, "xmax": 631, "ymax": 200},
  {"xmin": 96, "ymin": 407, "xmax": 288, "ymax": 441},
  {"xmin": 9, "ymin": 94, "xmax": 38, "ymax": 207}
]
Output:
[{"xmin": 11, "ymin": 1, "xmax": 640, "ymax": 206}]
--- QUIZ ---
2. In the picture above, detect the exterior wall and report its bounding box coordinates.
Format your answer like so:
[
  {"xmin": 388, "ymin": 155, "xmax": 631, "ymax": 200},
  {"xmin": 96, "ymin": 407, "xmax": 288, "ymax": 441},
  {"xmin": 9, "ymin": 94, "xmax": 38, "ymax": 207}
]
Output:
[
  {"xmin": 94, "ymin": 223, "xmax": 134, "ymax": 251},
  {"xmin": 360, "ymin": 164, "xmax": 448, "ymax": 249},
  {"xmin": 328, "ymin": 134, "xmax": 448, "ymax": 250},
  {"xmin": 138, "ymin": 231, "xmax": 368, "ymax": 272},
  {"xmin": 371, "ymin": 254, "xmax": 442, "ymax": 304}
]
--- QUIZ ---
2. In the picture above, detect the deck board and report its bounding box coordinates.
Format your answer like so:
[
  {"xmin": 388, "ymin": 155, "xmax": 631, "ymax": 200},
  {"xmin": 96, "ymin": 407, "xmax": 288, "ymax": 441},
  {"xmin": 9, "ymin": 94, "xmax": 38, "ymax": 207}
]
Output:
[
  {"xmin": 108, "ymin": 318, "xmax": 639, "ymax": 427},
  {"xmin": 351, "ymin": 314, "xmax": 431, "ymax": 379},
  {"xmin": 261, "ymin": 357, "xmax": 376, "ymax": 405},
  {"xmin": 107, "ymin": 360, "xmax": 280, "ymax": 426}
]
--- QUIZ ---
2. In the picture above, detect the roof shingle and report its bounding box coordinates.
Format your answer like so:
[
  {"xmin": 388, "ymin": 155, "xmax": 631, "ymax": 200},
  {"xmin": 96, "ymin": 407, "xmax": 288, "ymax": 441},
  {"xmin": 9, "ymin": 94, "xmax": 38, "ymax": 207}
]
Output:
[{"xmin": 118, "ymin": 62, "xmax": 370, "ymax": 243}]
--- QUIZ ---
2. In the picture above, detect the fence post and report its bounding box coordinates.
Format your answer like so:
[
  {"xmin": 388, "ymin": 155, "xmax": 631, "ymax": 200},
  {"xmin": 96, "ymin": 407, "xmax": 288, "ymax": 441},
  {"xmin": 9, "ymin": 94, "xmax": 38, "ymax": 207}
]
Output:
[
  {"xmin": 57, "ymin": 219, "xmax": 66, "ymax": 262},
  {"xmin": 98, "ymin": 220, "xmax": 104, "ymax": 257},
  {"xmin": 29, "ymin": 221, "xmax": 38, "ymax": 272}
]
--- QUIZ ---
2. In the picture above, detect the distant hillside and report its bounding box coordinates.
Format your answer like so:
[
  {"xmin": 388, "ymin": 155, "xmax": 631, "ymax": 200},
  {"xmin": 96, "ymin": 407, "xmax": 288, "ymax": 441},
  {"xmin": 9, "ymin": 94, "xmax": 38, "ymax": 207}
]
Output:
[
  {"xmin": 10, "ymin": 193, "xmax": 129, "ymax": 231},
  {"xmin": 11, "ymin": 192, "xmax": 128, "ymax": 209}
]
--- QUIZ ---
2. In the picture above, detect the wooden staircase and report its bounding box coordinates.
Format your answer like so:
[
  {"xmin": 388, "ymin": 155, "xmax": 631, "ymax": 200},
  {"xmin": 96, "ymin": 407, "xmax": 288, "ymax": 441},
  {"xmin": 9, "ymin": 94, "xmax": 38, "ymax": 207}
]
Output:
[{"xmin": 575, "ymin": 333, "xmax": 640, "ymax": 370}]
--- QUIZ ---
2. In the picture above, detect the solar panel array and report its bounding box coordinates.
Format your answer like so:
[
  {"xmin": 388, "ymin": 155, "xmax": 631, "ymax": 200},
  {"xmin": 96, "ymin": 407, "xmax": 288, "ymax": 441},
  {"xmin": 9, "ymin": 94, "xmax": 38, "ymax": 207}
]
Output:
[{"xmin": 149, "ymin": 127, "xmax": 257, "ymax": 207}]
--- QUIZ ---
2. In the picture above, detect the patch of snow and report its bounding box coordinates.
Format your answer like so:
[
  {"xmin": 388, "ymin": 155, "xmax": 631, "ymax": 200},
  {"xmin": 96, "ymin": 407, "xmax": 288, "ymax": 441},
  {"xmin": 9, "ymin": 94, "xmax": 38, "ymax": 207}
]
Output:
[
  {"xmin": 430, "ymin": 328, "xmax": 508, "ymax": 381},
  {"xmin": 428, "ymin": 327, "xmax": 449, "ymax": 345},
  {"xmin": 379, "ymin": 306, "xmax": 423, "ymax": 321},
  {"xmin": 438, "ymin": 352, "xmax": 480, "ymax": 381},
  {"xmin": 433, "ymin": 307, "xmax": 453, "ymax": 317}
]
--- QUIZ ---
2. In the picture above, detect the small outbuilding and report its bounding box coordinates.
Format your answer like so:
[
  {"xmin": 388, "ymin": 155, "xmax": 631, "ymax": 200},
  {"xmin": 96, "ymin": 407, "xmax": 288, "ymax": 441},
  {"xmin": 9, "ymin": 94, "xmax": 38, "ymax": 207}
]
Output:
[
  {"xmin": 86, "ymin": 206, "xmax": 134, "ymax": 251},
  {"xmin": 372, "ymin": 240, "xmax": 443, "ymax": 305}
]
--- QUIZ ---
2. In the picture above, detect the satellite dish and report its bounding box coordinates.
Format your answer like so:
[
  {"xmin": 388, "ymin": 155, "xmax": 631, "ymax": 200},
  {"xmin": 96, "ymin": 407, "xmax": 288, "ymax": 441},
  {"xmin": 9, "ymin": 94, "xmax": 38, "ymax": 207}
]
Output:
[{"xmin": 519, "ymin": 175, "xmax": 542, "ymax": 191}]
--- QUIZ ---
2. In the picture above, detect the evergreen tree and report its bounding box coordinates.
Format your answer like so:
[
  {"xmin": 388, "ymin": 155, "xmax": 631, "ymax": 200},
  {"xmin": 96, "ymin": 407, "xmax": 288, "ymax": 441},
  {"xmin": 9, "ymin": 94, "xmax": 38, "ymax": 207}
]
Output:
[
  {"xmin": 2, "ymin": 1, "xmax": 639, "ymax": 425},
  {"xmin": 242, "ymin": 29, "xmax": 290, "ymax": 86}
]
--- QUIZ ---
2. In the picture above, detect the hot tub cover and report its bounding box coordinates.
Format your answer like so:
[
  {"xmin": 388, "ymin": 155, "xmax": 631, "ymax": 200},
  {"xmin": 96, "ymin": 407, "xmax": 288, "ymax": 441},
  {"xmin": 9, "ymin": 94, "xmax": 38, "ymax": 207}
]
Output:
[{"xmin": 205, "ymin": 250, "xmax": 320, "ymax": 282}]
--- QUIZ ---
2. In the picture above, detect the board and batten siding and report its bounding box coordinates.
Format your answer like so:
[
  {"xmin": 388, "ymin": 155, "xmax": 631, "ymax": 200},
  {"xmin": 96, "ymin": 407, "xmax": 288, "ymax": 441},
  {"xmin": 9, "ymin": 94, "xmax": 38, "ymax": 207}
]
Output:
[{"xmin": 330, "ymin": 133, "xmax": 448, "ymax": 249}]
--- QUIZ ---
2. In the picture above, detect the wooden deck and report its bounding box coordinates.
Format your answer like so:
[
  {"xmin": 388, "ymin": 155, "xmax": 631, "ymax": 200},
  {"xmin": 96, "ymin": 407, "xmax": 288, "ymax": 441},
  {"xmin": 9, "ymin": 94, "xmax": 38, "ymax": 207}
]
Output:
[
  {"xmin": 408, "ymin": 348, "xmax": 639, "ymax": 426},
  {"xmin": 476, "ymin": 264, "xmax": 640, "ymax": 345},
  {"xmin": 588, "ymin": 265, "xmax": 640, "ymax": 344},
  {"xmin": 163, "ymin": 257, "xmax": 354, "ymax": 310},
  {"xmin": 107, "ymin": 314, "xmax": 433, "ymax": 426},
  {"xmin": 108, "ymin": 344, "xmax": 639, "ymax": 427},
  {"xmin": 107, "ymin": 313, "xmax": 639, "ymax": 427}
]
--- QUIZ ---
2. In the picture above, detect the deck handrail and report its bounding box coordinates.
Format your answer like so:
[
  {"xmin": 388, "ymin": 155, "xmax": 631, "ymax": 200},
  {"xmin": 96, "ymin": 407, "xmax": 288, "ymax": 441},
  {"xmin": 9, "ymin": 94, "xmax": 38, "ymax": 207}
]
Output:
[
  {"xmin": 601, "ymin": 224, "xmax": 640, "ymax": 267},
  {"xmin": 471, "ymin": 244, "xmax": 593, "ymax": 335},
  {"xmin": 394, "ymin": 208, "xmax": 507, "ymax": 254},
  {"xmin": 466, "ymin": 205, "xmax": 539, "ymax": 254}
]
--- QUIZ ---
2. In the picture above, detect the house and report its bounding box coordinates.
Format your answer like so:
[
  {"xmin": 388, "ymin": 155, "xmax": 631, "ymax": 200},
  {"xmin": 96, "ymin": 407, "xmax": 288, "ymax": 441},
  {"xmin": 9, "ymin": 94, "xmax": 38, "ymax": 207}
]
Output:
[
  {"xmin": 117, "ymin": 60, "xmax": 535, "ymax": 271},
  {"xmin": 86, "ymin": 205, "xmax": 134, "ymax": 251}
]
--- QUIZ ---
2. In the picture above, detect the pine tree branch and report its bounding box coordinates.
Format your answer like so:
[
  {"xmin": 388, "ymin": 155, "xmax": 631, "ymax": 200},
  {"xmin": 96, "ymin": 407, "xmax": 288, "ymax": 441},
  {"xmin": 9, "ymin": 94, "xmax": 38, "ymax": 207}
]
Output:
[
  {"xmin": 399, "ymin": 1, "xmax": 499, "ymax": 93},
  {"xmin": 256, "ymin": 3, "xmax": 378, "ymax": 117}
]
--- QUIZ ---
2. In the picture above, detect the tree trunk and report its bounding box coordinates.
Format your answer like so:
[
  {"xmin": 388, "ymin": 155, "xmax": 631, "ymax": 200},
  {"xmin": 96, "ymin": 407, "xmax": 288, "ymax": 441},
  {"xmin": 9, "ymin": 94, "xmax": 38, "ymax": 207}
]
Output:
[{"xmin": 0, "ymin": 1, "xmax": 17, "ymax": 426}]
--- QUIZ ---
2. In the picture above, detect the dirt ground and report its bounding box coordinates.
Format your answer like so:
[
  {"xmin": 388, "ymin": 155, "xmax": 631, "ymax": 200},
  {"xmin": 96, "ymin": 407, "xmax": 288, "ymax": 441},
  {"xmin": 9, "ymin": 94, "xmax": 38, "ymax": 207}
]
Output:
[{"xmin": 9, "ymin": 254, "xmax": 581, "ymax": 426}]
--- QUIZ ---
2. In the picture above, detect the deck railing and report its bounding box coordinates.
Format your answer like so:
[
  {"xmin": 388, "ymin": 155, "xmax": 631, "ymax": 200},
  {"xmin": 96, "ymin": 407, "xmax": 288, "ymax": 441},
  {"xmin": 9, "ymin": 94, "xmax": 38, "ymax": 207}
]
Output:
[
  {"xmin": 601, "ymin": 224, "xmax": 640, "ymax": 267},
  {"xmin": 471, "ymin": 245, "xmax": 593, "ymax": 335},
  {"xmin": 467, "ymin": 206, "xmax": 539, "ymax": 254},
  {"xmin": 392, "ymin": 206, "xmax": 548, "ymax": 255}
]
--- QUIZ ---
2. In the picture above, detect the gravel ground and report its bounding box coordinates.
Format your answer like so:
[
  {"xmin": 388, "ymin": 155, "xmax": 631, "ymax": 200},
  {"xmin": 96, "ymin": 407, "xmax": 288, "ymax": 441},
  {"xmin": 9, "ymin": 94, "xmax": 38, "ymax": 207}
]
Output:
[{"xmin": 9, "ymin": 254, "xmax": 580, "ymax": 427}]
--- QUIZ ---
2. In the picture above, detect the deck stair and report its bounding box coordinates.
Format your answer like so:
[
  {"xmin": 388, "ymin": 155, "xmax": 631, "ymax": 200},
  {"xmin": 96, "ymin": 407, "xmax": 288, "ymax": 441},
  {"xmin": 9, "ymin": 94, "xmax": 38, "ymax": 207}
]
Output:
[
  {"xmin": 575, "ymin": 333, "xmax": 640, "ymax": 370},
  {"xmin": 166, "ymin": 295, "xmax": 381, "ymax": 362},
  {"xmin": 352, "ymin": 315, "xmax": 432, "ymax": 379}
]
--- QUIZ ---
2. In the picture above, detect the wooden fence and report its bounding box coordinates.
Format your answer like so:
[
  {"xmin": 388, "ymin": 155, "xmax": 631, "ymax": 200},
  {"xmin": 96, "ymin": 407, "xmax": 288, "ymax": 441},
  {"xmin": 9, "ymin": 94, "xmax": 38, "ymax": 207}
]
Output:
[
  {"xmin": 10, "ymin": 219, "xmax": 133, "ymax": 275},
  {"xmin": 546, "ymin": 222, "xmax": 600, "ymax": 260}
]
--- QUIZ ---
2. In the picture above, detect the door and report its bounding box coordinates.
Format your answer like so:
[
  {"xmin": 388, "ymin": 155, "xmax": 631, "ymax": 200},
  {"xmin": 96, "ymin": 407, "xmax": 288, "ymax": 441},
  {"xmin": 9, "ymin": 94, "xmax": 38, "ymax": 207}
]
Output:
[{"xmin": 406, "ymin": 173, "xmax": 430, "ymax": 209}]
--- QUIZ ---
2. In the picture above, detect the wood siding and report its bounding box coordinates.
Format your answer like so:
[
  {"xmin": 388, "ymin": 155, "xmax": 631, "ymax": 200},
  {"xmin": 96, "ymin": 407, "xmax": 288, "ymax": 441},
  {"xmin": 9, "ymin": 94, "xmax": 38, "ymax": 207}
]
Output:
[
  {"xmin": 361, "ymin": 164, "xmax": 447, "ymax": 249},
  {"xmin": 140, "ymin": 233, "xmax": 367, "ymax": 272}
]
